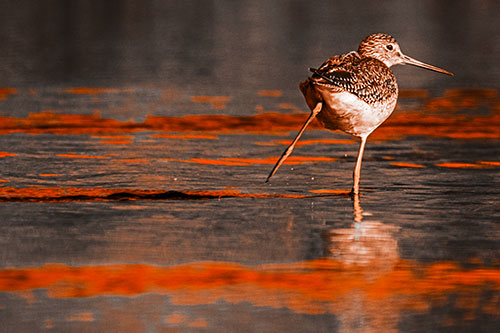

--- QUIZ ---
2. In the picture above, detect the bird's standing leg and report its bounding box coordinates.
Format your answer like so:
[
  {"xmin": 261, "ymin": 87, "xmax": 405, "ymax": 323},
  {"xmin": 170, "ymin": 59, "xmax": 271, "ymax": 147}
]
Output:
[
  {"xmin": 266, "ymin": 102, "xmax": 323, "ymax": 182},
  {"xmin": 352, "ymin": 135, "xmax": 368, "ymax": 195}
]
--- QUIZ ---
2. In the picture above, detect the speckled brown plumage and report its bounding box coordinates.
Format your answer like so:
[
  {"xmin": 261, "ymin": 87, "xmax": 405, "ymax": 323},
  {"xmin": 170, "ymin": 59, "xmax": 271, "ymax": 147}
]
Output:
[{"xmin": 309, "ymin": 52, "xmax": 398, "ymax": 105}]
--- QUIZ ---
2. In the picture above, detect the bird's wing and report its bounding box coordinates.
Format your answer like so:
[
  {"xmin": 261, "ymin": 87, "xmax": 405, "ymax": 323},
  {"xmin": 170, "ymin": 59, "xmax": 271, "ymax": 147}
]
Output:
[
  {"xmin": 309, "ymin": 52, "xmax": 397, "ymax": 104},
  {"xmin": 310, "ymin": 51, "xmax": 359, "ymax": 86}
]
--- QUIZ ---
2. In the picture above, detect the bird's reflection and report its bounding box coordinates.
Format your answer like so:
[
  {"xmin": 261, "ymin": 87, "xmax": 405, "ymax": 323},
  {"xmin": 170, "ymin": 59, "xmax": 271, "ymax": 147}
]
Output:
[
  {"xmin": 322, "ymin": 195, "xmax": 400, "ymax": 274},
  {"xmin": 322, "ymin": 195, "xmax": 401, "ymax": 332},
  {"xmin": 353, "ymin": 194, "xmax": 363, "ymax": 223}
]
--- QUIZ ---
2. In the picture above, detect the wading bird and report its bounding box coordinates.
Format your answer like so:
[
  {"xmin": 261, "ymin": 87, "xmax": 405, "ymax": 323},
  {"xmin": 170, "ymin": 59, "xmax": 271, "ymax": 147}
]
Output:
[{"xmin": 266, "ymin": 33, "xmax": 452, "ymax": 195}]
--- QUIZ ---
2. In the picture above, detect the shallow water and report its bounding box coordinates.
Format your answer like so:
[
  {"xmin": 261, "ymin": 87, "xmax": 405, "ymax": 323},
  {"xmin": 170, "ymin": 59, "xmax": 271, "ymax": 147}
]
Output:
[{"xmin": 1, "ymin": 1, "xmax": 500, "ymax": 332}]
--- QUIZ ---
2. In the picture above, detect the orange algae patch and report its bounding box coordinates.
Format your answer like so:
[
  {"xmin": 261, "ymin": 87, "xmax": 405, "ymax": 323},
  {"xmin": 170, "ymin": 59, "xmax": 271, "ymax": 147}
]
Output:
[
  {"xmin": 390, "ymin": 162, "xmax": 425, "ymax": 168},
  {"xmin": 190, "ymin": 96, "xmax": 231, "ymax": 109},
  {"xmin": 254, "ymin": 138, "xmax": 354, "ymax": 146},
  {"xmin": 436, "ymin": 163, "xmax": 489, "ymax": 169},
  {"xmin": 65, "ymin": 87, "xmax": 134, "ymax": 95},
  {"xmin": 57, "ymin": 154, "xmax": 110, "ymax": 159},
  {"xmin": 258, "ymin": 90, "xmax": 283, "ymax": 97},
  {"xmin": 0, "ymin": 152, "xmax": 17, "ymax": 157},
  {"xmin": 0, "ymin": 260, "xmax": 499, "ymax": 317},
  {"xmin": 0, "ymin": 88, "xmax": 17, "ymax": 100}
]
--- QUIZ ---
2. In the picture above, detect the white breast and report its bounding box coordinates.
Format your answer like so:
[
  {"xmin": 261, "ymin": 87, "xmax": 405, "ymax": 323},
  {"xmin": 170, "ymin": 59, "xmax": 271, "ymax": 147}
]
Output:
[{"xmin": 316, "ymin": 91, "xmax": 397, "ymax": 137}]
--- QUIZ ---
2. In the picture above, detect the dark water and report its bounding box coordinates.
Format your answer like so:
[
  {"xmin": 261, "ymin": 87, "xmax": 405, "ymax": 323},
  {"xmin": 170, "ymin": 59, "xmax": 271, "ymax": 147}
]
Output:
[{"xmin": 1, "ymin": 1, "xmax": 500, "ymax": 332}]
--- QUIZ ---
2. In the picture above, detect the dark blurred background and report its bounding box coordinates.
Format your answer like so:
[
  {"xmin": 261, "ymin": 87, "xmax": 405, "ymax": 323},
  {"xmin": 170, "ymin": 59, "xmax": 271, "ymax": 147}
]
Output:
[{"xmin": 0, "ymin": 0, "xmax": 498, "ymax": 90}]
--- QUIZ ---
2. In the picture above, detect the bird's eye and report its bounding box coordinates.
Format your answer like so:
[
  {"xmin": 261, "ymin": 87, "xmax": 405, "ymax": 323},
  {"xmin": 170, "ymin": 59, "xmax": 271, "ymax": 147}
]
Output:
[{"xmin": 386, "ymin": 44, "xmax": 393, "ymax": 50}]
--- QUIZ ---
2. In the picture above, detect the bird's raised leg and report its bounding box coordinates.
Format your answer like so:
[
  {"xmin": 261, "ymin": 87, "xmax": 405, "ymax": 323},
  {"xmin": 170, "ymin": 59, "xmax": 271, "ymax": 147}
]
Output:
[
  {"xmin": 352, "ymin": 135, "xmax": 368, "ymax": 195},
  {"xmin": 266, "ymin": 102, "xmax": 322, "ymax": 182}
]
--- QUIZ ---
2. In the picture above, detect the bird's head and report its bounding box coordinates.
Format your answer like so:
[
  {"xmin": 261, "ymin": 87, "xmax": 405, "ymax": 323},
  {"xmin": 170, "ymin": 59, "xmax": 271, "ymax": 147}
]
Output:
[{"xmin": 358, "ymin": 33, "xmax": 453, "ymax": 75}]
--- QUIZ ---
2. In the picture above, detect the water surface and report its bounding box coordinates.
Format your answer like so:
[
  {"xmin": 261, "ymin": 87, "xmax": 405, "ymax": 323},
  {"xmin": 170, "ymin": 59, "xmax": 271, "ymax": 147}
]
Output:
[{"xmin": 1, "ymin": 1, "xmax": 500, "ymax": 332}]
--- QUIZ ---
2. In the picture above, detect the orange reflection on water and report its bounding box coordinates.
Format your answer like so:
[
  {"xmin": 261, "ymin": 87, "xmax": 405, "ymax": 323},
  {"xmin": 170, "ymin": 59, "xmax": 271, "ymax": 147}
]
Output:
[
  {"xmin": 398, "ymin": 89, "xmax": 430, "ymax": 99},
  {"xmin": 0, "ymin": 110, "xmax": 136, "ymax": 135},
  {"xmin": 0, "ymin": 259, "xmax": 499, "ymax": 318},
  {"xmin": 436, "ymin": 163, "xmax": 491, "ymax": 169},
  {"xmin": 0, "ymin": 186, "xmax": 325, "ymax": 202},
  {"xmin": 278, "ymin": 103, "xmax": 300, "ymax": 110},
  {"xmin": 65, "ymin": 88, "xmax": 134, "ymax": 95},
  {"xmin": 57, "ymin": 154, "xmax": 110, "ymax": 159},
  {"xmin": 165, "ymin": 313, "xmax": 187, "ymax": 325},
  {"xmin": 258, "ymin": 90, "xmax": 283, "ymax": 97},
  {"xmin": 478, "ymin": 161, "xmax": 500, "ymax": 166},
  {"xmin": 372, "ymin": 112, "xmax": 500, "ymax": 141},
  {"xmin": 425, "ymin": 89, "xmax": 497, "ymax": 112},
  {"xmin": 112, "ymin": 158, "xmax": 152, "ymax": 162},
  {"xmin": 0, "ymin": 152, "xmax": 17, "ymax": 157},
  {"xmin": 390, "ymin": 162, "xmax": 425, "ymax": 168},
  {"xmin": 226, "ymin": 156, "xmax": 336, "ymax": 165},
  {"xmin": 92, "ymin": 135, "xmax": 134, "ymax": 140},
  {"xmin": 164, "ymin": 313, "xmax": 208, "ymax": 328},
  {"xmin": 162, "ymin": 158, "xmax": 249, "ymax": 166},
  {"xmin": 99, "ymin": 140, "xmax": 133, "ymax": 145},
  {"xmin": 162, "ymin": 156, "xmax": 336, "ymax": 166},
  {"xmin": 254, "ymin": 138, "xmax": 355, "ymax": 146},
  {"xmin": 66, "ymin": 312, "xmax": 94, "ymax": 322},
  {"xmin": 150, "ymin": 134, "xmax": 218, "ymax": 140},
  {"xmin": 309, "ymin": 189, "xmax": 351, "ymax": 195},
  {"xmin": 190, "ymin": 96, "xmax": 231, "ymax": 109},
  {"xmin": 0, "ymin": 88, "xmax": 17, "ymax": 100},
  {"xmin": 373, "ymin": 89, "xmax": 500, "ymax": 140},
  {"xmin": 0, "ymin": 89, "xmax": 496, "ymax": 140}
]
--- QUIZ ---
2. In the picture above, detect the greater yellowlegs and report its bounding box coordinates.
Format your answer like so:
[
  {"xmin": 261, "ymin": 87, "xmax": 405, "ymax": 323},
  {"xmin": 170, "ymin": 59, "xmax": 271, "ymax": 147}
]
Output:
[{"xmin": 266, "ymin": 33, "xmax": 453, "ymax": 194}]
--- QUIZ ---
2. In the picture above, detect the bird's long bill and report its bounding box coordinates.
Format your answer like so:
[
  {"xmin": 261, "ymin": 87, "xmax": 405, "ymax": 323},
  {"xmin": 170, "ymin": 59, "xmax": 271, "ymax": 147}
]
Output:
[{"xmin": 402, "ymin": 54, "xmax": 453, "ymax": 76}]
